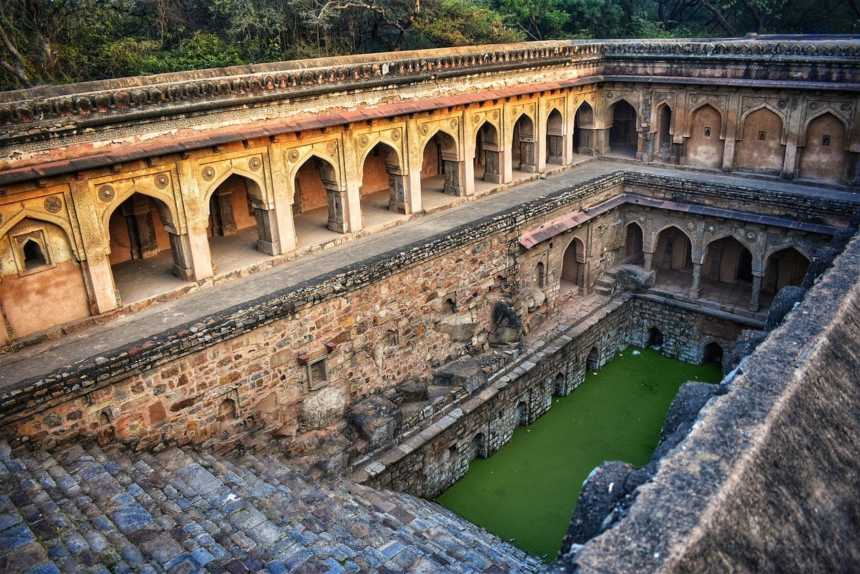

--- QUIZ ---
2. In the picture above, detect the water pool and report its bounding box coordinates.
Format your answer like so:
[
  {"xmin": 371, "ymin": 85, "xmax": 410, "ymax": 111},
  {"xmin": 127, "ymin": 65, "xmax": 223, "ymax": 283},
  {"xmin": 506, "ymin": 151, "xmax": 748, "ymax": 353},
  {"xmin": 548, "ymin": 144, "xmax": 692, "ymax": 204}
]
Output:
[{"xmin": 435, "ymin": 347, "xmax": 721, "ymax": 560}]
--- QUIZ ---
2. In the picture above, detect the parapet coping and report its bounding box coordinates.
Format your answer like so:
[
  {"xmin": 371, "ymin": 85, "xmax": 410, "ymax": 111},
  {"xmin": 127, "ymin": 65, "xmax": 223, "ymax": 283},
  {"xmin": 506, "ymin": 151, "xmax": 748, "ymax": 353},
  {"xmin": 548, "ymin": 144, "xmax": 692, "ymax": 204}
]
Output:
[{"xmin": 0, "ymin": 164, "xmax": 855, "ymax": 426}]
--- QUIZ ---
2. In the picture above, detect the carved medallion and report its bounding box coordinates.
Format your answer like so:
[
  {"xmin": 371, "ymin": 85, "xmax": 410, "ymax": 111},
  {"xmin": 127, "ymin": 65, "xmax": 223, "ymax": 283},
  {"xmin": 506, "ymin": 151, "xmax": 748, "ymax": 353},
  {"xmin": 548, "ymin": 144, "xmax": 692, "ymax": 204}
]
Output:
[
  {"xmin": 44, "ymin": 196, "xmax": 62, "ymax": 213},
  {"xmin": 706, "ymin": 224, "xmax": 715, "ymax": 232},
  {"xmin": 202, "ymin": 166, "xmax": 216, "ymax": 181},
  {"xmin": 686, "ymin": 221, "xmax": 695, "ymax": 230},
  {"xmin": 98, "ymin": 185, "xmax": 115, "ymax": 202},
  {"xmin": 419, "ymin": 124, "xmax": 429, "ymax": 136},
  {"xmin": 746, "ymin": 231, "xmax": 757, "ymax": 241},
  {"xmin": 248, "ymin": 156, "xmax": 262, "ymax": 171},
  {"xmin": 449, "ymin": 118, "xmax": 458, "ymax": 129},
  {"xmin": 287, "ymin": 150, "xmax": 300, "ymax": 163},
  {"xmin": 391, "ymin": 129, "xmax": 401, "ymax": 141},
  {"xmin": 358, "ymin": 134, "xmax": 369, "ymax": 147},
  {"xmin": 154, "ymin": 173, "xmax": 170, "ymax": 189}
]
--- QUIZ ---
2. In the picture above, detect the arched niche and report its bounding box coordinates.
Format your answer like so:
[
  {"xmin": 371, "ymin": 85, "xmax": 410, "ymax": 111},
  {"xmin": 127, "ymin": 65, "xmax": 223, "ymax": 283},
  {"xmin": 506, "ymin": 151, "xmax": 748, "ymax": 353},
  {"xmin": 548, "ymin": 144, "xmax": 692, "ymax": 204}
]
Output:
[
  {"xmin": 292, "ymin": 155, "xmax": 347, "ymax": 247},
  {"xmin": 624, "ymin": 222, "xmax": 644, "ymax": 265},
  {"xmin": 609, "ymin": 100, "xmax": 637, "ymax": 157},
  {"xmin": 511, "ymin": 114, "xmax": 538, "ymax": 174},
  {"xmin": 654, "ymin": 226, "xmax": 693, "ymax": 288},
  {"xmin": 574, "ymin": 102, "xmax": 595, "ymax": 155},
  {"xmin": 561, "ymin": 237, "xmax": 585, "ymax": 294},
  {"xmin": 360, "ymin": 141, "xmax": 408, "ymax": 224},
  {"xmin": 686, "ymin": 104, "xmax": 724, "ymax": 169},
  {"xmin": 474, "ymin": 121, "xmax": 502, "ymax": 187},
  {"xmin": 546, "ymin": 109, "xmax": 565, "ymax": 165},
  {"xmin": 107, "ymin": 192, "xmax": 191, "ymax": 304},
  {"xmin": 205, "ymin": 173, "xmax": 276, "ymax": 274},
  {"xmin": 702, "ymin": 236, "xmax": 754, "ymax": 304},
  {"xmin": 0, "ymin": 217, "xmax": 90, "ymax": 339},
  {"xmin": 655, "ymin": 104, "xmax": 672, "ymax": 161},
  {"xmin": 763, "ymin": 247, "xmax": 810, "ymax": 296},
  {"xmin": 420, "ymin": 130, "xmax": 463, "ymax": 207},
  {"xmin": 798, "ymin": 112, "xmax": 848, "ymax": 183},
  {"xmin": 735, "ymin": 107, "xmax": 785, "ymax": 174}
]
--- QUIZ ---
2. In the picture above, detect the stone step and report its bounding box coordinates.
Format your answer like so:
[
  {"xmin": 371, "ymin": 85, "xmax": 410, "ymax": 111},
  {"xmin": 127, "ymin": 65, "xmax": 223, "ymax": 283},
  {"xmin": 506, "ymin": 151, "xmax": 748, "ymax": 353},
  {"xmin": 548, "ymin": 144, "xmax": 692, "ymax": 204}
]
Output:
[{"xmin": 0, "ymin": 442, "xmax": 545, "ymax": 573}]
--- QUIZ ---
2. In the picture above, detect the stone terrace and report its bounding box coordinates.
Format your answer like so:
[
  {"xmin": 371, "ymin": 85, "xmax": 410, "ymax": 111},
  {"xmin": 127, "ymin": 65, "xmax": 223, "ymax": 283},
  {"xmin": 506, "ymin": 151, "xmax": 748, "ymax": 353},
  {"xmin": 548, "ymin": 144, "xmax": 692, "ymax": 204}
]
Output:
[
  {"xmin": 0, "ymin": 440, "xmax": 542, "ymax": 573},
  {"xmin": 1, "ymin": 161, "xmax": 857, "ymax": 414}
]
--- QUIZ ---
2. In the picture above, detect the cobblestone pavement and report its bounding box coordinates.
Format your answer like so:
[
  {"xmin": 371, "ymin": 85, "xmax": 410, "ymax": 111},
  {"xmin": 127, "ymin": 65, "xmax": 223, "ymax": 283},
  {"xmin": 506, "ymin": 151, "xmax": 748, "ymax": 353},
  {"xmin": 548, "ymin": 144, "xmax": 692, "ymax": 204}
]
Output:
[
  {"xmin": 0, "ymin": 441, "xmax": 544, "ymax": 573},
  {"xmin": 2, "ymin": 160, "xmax": 857, "ymax": 388}
]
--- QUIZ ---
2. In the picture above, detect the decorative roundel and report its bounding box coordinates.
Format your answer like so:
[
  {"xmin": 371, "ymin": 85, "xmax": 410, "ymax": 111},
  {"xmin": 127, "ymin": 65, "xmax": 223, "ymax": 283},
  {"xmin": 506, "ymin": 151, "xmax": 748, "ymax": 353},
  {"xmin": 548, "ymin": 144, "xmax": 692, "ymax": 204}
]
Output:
[
  {"xmin": 746, "ymin": 231, "xmax": 757, "ymax": 240},
  {"xmin": 98, "ymin": 185, "xmax": 116, "ymax": 202},
  {"xmin": 202, "ymin": 166, "xmax": 216, "ymax": 181},
  {"xmin": 154, "ymin": 173, "xmax": 170, "ymax": 189},
  {"xmin": 358, "ymin": 134, "xmax": 369, "ymax": 147},
  {"xmin": 44, "ymin": 196, "xmax": 62, "ymax": 213},
  {"xmin": 491, "ymin": 110, "xmax": 500, "ymax": 120},
  {"xmin": 686, "ymin": 221, "xmax": 695, "ymax": 230},
  {"xmin": 419, "ymin": 124, "xmax": 429, "ymax": 136},
  {"xmin": 449, "ymin": 118, "xmax": 458, "ymax": 129},
  {"xmin": 248, "ymin": 156, "xmax": 262, "ymax": 171},
  {"xmin": 391, "ymin": 129, "xmax": 401, "ymax": 141},
  {"xmin": 706, "ymin": 224, "xmax": 715, "ymax": 232},
  {"xmin": 287, "ymin": 150, "xmax": 300, "ymax": 163}
]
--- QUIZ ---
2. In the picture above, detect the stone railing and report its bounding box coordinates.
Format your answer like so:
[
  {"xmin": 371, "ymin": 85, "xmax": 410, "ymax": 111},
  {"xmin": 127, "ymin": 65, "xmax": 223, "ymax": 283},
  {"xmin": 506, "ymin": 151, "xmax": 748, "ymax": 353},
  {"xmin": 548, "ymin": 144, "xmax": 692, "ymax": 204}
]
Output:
[{"xmin": 2, "ymin": 36, "xmax": 859, "ymax": 145}]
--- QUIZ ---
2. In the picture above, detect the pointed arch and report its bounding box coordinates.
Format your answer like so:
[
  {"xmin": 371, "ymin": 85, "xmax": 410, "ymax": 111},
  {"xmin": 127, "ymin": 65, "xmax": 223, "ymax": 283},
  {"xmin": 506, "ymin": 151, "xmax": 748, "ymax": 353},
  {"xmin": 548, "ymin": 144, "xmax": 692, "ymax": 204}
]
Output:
[
  {"xmin": 763, "ymin": 247, "xmax": 810, "ymax": 295},
  {"xmin": 654, "ymin": 225, "xmax": 693, "ymax": 288},
  {"xmin": 799, "ymin": 111, "xmax": 848, "ymax": 182},
  {"xmin": 546, "ymin": 108, "xmax": 565, "ymax": 165},
  {"xmin": 0, "ymin": 208, "xmax": 80, "ymax": 260},
  {"xmin": 609, "ymin": 99, "xmax": 638, "ymax": 157},
  {"xmin": 686, "ymin": 103, "xmax": 724, "ymax": 169},
  {"xmin": 702, "ymin": 236, "xmax": 754, "ymax": 301},
  {"xmin": 360, "ymin": 141, "xmax": 408, "ymax": 219},
  {"xmin": 624, "ymin": 221, "xmax": 644, "ymax": 264},
  {"xmin": 511, "ymin": 113, "xmax": 537, "ymax": 173},
  {"xmin": 655, "ymin": 102, "xmax": 673, "ymax": 161},
  {"xmin": 292, "ymin": 154, "xmax": 346, "ymax": 240},
  {"xmin": 561, "ymin": 236, "xmax": 586, "ymax": 293},
  {"xmin": 473, "ymin": 120, "xmax": 502, "ymax": 186},
  {"xmin": 736, "ymin": 106, "xmax": 786, "ymax": 173},
  {"xmin": 574, "ymin": 101, "xmax": 595, "ymax": 154},
  {"xmin": 420, "ymin": 129, "xmax": 463, "ymax": 202}
]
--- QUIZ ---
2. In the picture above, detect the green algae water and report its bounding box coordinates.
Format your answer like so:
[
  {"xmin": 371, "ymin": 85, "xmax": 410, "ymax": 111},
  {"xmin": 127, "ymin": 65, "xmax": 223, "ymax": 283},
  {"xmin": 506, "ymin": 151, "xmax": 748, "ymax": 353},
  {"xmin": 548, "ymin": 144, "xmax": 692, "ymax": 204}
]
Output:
[{"xmin": 435, "ymin": 347, "xmax": 721, "ymax": 561}]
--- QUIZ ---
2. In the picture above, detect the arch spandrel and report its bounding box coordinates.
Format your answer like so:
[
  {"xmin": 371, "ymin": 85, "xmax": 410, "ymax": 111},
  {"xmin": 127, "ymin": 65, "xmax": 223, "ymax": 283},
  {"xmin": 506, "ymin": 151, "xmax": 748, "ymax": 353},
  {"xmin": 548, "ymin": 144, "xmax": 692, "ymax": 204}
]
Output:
[
  {"xmin": 416, "ymin": 117, "xmax": 462, "ymax": 161},
  {"xmin": 700, "ymin": 228, "xmax": 763, "ymax": 271},
  {"xmin": 799, "ymin": 109, "xmax": 851, "ymax": 148},
  {"xmin": 467, "ymin": 109, "xmax": 502, "ymax": 157},
  {"xmin": 197, "ymin": 152, "xmax": 271, "ymax": 206},
  {"xmin": 354, "ymin": 127, "xmax": 407, "ymax": 174},
  {"xmin": 737, "ymin": 103, "xmax": 788, "ymax": 144},
  {"xmin": 284, "ymin": 140, "xmax": 345, "ymax": 199},
  {"xmin": 506, "ymin": 101, "xmax": 538, "ymax": 145},
  {"xmin": 0, "ymin": 207, "xmax": 81, "ymax": 262}
]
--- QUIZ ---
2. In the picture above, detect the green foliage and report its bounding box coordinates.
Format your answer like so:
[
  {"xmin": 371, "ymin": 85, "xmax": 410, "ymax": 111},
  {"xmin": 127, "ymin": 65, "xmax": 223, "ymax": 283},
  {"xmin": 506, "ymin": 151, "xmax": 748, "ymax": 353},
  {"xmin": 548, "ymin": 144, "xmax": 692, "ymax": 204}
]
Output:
[
  {"xmin": 0, "ymin": 0, "xmax": 857, "ymax": 90},
  {"xmin": 412, "ymin": 0, "xmax": 525, "ymax": 46}
]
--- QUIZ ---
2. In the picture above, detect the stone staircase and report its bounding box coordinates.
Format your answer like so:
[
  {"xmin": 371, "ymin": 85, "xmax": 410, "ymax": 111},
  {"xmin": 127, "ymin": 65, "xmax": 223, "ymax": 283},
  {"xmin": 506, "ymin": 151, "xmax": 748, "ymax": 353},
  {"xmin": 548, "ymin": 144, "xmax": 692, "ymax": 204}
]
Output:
[
  {"xmin": 0, "ymin": 441, "xmax": 544, "ymax": 573},
  {"xmin": 593, "ymin": 269, "xmax": 618, "ymax": 297}
]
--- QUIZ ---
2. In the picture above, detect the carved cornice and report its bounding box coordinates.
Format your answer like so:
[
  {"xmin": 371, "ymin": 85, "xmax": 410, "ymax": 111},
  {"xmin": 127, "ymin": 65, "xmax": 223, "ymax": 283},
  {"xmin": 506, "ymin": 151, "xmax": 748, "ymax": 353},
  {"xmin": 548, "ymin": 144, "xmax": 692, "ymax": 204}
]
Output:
[{"xmin": 0, "ymin": 37, "xmax": 858, "ymax": 150}]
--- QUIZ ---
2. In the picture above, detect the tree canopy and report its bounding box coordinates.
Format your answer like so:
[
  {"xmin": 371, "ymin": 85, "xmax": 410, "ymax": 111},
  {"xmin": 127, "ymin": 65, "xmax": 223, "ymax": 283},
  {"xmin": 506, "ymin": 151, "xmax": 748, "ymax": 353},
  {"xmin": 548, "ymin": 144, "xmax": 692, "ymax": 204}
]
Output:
[{"xmin": 2, "ymin": 0, "xmax": 858, "ymax": 90}]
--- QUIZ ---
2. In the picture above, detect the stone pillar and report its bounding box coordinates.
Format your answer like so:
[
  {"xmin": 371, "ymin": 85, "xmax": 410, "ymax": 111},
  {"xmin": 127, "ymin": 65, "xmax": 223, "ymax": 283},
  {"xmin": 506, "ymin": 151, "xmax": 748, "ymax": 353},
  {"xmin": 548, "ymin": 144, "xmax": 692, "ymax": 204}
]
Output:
[
  {"xmin": 593, "ymin": 128, "xmax": 610, "ymax": 155},
  {"xmin": 82, "ymin": 254, "xmax": 120, "ymax": 313},
  {"xmin": 750, "ymin": 274, "xmax": 763, "ymax": 311},
  {"xmin": 127, "ymin": 197, "xmax": 159, "ymax": 259},
  {"xmin": 167, "ymin": 232, "xmax": 195, "ymax": 280},
  {"xmin": 214, "ymin": 190, "xmax": 238, "ymax": 236},
  {"xmin": 643, "ymin": 251, "xmax": 654, "ymax": 271},
  {"xmin": 325, "ymin": 187, "xmax": 349, "ymax": 233},
  {"xmin": 387, "ymin": 165, "xmax": 409, "ymax": 214},
  {"xmin": 519, "ymin": 137, "xmax": 537, "ymax": 173},
  {"xmin": 690, "ymin": 263, "xmax": 702, "ymax": 298},
  {"xmin": 721, "ymin": 94, "xmax": 741, "ymax": 171},
  {"xmin": 187, "ymin": 224, "xmax": 214, "ymax": 280},
  {"xmin": 252, "ymin": 200, "xmax": 281, "ymax": 256},
  {"xmin": 483, "ymin": 145, "xmax": 503, "ymax": 183},
  {"xmin": 442, "ymin": 155, "xmax": 465, "ymax": 196}
]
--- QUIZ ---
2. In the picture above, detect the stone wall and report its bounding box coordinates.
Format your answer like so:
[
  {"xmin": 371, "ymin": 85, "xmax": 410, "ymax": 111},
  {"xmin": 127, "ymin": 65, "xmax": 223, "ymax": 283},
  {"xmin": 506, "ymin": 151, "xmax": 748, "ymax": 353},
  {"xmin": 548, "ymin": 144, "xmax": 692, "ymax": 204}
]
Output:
[
  {"xmin": 569, "ymin": 229, "xmax": 860, "ymax": 573},
  {"xmin": 0, "ymin": 167, "xmax": 842, "ymax": 467},
  {"xmin": 357, "ymin": 296, "xmax": 747, "ymax": 498}
]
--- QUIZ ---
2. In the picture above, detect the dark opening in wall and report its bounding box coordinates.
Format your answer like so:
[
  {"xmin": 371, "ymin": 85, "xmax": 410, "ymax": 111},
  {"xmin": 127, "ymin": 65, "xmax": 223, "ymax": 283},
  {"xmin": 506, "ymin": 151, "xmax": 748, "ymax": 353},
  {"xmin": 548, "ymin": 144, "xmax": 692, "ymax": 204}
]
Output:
[
  {"xmin": 536, "ymin": 261, "xmax": 546, "ymax": 288},
  {"xmin": 516, "ymin": 402, "xmax": 528, "ymax": 426},
  {"xmin": 703, "ymin": 342, "xmax": 724, "ymax": 367},
  {"xmin": 647, "ymin": 327, "xmax": 664, "ymax": 348},
  {"xmin": 553, "ymin": 373, "xmax": 565, "ymax": 396},
  {"xmin": 586, "ymin": 347, "xmax": 600, "ymax": 371},
  {"xmin": 22, "ymin": 239, "xmax": 48, "ymax": 270},
  {"xmin": 473, "ymin": 433, "xmax": 485, "ymax": 459},
  {"xmin": 218, "ymin": 398, "xmax": 238, "ymax": 420}
]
